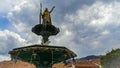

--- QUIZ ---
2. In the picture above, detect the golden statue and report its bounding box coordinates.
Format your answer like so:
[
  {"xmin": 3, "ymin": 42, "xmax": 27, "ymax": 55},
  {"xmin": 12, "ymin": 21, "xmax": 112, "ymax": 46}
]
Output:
[
  {"xmin": 40, "ymin": 6, "xmax": 55, "ymax": 25},
  {"xmin": 32, "ymin": 4, "xmax": 59, "ymax": 45}
]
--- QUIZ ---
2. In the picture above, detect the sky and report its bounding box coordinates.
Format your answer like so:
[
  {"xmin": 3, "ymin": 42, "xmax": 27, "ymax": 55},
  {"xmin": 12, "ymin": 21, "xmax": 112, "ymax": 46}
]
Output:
[{"xmin": 0, "ymin": 0, "xmax": 120, "ymax": 61}]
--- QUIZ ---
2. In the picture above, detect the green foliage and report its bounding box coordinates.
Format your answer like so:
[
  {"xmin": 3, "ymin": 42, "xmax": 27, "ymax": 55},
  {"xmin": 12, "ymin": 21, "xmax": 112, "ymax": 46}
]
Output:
[{"xmin": 100, "ymin": 49, "xmax": 120, "ymax": 68}]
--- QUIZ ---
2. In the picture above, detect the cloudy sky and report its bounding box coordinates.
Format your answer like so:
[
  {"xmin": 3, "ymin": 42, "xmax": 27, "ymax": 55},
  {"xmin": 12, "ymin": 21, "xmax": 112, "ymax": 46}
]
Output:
[{"xmin": 0, "ymin": 0, "xmax": 120, "ymax": 61}]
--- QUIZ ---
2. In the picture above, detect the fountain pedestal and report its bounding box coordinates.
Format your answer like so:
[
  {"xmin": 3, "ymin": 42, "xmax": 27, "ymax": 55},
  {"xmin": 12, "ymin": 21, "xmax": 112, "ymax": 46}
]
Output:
[{"xmin": 9, "ymin": 45, "xmax": 77, "ymax": 68}]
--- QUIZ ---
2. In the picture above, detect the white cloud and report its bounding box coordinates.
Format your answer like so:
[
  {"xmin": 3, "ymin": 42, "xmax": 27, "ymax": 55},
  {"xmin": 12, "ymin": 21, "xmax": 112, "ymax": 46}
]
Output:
[
  {"xmin": 0, "ymin": 55, "xmax": 10, "ymax": 61},
  {"xmin": 90, "ymin": 41, "xmax": 101, "ymax": 49},
  {"xmin": 7, "ymin": 0, "xmax": 41, "ymax": 44},
  {"xmin": 65, "ymin": 1, "xmax": 120, "ymax": 28},
  {"xmin": 0, "ymin": 0, "xmax": 25, "ymax": 13},
  {"xmin": 0, "ymin": 30, "xmax": 26, "ymax": 54},
  {"xmin": 101, "ymin": 30, "xmax": 110, "ymax": 35}
]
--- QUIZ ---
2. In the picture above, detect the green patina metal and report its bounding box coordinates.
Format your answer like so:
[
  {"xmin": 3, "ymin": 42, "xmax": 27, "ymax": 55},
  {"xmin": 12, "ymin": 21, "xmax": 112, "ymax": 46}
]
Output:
[{"xmin": 9, "ymin": 45, "xmax": 77, "ymax": 68}]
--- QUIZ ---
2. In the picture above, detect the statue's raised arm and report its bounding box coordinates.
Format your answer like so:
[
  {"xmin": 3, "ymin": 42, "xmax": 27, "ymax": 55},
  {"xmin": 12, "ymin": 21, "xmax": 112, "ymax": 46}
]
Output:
[{"xmin": 50, "ymin": 6, "xmax": 55, "ymax": 13}]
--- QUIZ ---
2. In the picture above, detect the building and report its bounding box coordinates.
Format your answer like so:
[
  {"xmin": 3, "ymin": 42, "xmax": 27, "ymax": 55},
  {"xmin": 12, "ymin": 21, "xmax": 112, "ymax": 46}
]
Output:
[{"xmin": 53, "ymin": 59, "xmax": 101, "ymax": 68}]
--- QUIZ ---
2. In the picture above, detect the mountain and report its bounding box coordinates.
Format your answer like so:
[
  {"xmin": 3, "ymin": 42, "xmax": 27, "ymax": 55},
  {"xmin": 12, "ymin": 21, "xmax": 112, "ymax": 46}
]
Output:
[
  {"xmin": 66, "ymin": 55, "xmax": 101, "ymax": 63},
  {"xmin": 79, "ymin": 55, "xmax": 101, "ymax": 60}
]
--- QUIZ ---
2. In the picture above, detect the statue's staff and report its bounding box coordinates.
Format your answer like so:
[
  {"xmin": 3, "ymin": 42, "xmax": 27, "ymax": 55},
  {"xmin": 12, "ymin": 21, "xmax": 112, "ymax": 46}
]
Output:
[{"xmin": 39, "ymin": 3, "xmax": 42, "ymax": 24}]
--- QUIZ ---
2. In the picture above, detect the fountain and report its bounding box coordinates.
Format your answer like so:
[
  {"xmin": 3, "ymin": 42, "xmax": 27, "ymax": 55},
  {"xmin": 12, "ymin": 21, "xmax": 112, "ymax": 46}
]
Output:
[{"xmin": 9, "ymin": 3, "xmax": 77, "ymax": 68}]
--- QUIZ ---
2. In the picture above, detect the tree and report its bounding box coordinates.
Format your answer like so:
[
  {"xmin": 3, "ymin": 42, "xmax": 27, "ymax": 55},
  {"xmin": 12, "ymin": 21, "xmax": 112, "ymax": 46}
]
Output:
[{"xmin": 101, "ymin": 49, "xmax": 120, "ymax": 68}]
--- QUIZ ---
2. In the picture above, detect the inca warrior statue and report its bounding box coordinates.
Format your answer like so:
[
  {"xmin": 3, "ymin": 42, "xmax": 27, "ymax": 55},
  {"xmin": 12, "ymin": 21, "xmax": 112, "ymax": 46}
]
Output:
[
  {"xmin": 41, "ymin": 6, "xmax": 55, "ymax": 25},
  {"xmin": 32, "ymin": 3, "xmax": 59, "ymax": 45}
]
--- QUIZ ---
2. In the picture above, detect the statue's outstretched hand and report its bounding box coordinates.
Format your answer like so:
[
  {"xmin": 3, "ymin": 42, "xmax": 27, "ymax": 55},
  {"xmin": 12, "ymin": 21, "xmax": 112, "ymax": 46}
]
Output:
[
  {"xmin": 53, "ymin": 6, "xmax": 55, "ymax": 8},
  {"xmin": 50, "ymin": 6, "xmax": 55, "ymax": 13}
]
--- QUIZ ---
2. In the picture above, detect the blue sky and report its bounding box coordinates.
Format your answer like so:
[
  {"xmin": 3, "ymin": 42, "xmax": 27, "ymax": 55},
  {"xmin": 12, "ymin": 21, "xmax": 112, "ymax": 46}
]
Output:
[{"xmin": 0, "ymin": 0, "xmax": 120, "ymax": 61}]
